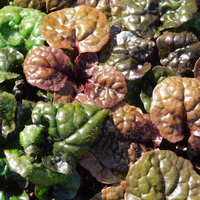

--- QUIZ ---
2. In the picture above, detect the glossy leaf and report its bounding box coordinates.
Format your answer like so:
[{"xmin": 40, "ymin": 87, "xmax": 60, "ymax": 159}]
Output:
[
  {"xmin": 125, "ymin": 150, "xmax": 200, "ymax": 200},
  {"xmin": 32, "ymin": 102, "xmax": 108, "ymax": 144},
  {"xmin": 0, "ymin": 47, "xmax": 24, "ymax": 72},
  {"xmin": 156, "ymin": 31, "xmax": 199, "ymax": 55},
  {"xmin": 159, "ymin": 0, "xmax": 198, "ymax": 30},
  {"xmin": 120, "ymin": 0, "xmax": 160, "ymax": 39},
  {"xmin": 0, "ymin": 72, "xmax": 19, "ymax": 84},
  {"xmin": 0, "ymin": 158, "xmax": 27, "ymax": 193},
  {"xmin": 120, "ymin": 0, "xmax": 198, "ymax": 39},
  {"xmin": 77, "ymin": 0, "xmax": 121, "ymax": 18},
  {"xmin": 23, "ymin": 46, "xmax": 73, "ymax": 92},
  {"xmin": 103, "ymin": 31, "xmax": 154, "ymax": 80},
  {"xmin": 111, "ymin": 103, "xmax": 159, "ymax": 144},
  {"xmin": 75, "ymin": 65, "xmax": 127, "ymax": 108},
  {"xmin": 5, "ymin": 149, "xmax": 69, "ymax": 186},
  {"xmin": 0, "ymin": 6, "xmax": 45, "ymax": 54},
  {"xmin": 0, "ymin": 92, "xmax": 17, "ymax": 138},
  {"xmin": 150, "ymin": 76, "xmax": 200, "ymax": 143},
  {"xmin": 20, "ymin": 125, "xmax": 45, "ymax": 157},
  {"xmin": 41, "ymin": 5, "xmax": 110, "ymax": 53},
  {"xmin": 160, "ymin": 42, "xmax": 200, "ymax": 76}
]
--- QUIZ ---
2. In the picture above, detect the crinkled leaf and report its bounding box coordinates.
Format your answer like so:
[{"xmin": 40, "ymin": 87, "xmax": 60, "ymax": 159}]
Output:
[
  {"xmin": 156, "ymin": 31, "xmax": 199, "ymax": 56},
  {"xmin": 120, "ymin": 0, "xmax": 160, "ymax": 39},
  {"xmin": 75, "ymin": 65, "xmax": 127, "ymax": 108},
  {"xmin": 23, "ymin": 46, "xmax": 74, "ymax": 92},
  {"xmin": 12, "ymin": 0, "xmax": 75, "ymax": 12},
  {"xmin": 0, "ymin": 47, "xmax": 24, "ymax": 72},
  {"xmin": 157, "ymin": 31, "xmax": 200, "ymax": 76},
  {"xmin": 77, "ymin": 0, "xmax": 121, "ymax": 18},
  {"xmin": 120, "ymin": 0, "xmax": 197, "ymax": 39},
  {"xmin": 159, "ymin": 0, "xmax": 198, "ymax": 30},
  {"xmin": 0, "ymin": 92, "xmax": 17, "ymax": 138},
  {"xmin": 0, "ymin": 72, "xmax": 19, "ymax": 84},
  {"xmin": 150, "ymin": 76, "xmax": 200, "ymax": 143},
  {"xmin": 125, "ymin": 150, "xmax": 200, "ymax": 200},
  {"xmin": 41, "ymin": 5, "xmax": 110, "ymax": 53},
  {"xmin": 0, "ymin": 6, "xmax": 45, "ymax": 54},
  {"xmin": 111, "ymin": 103, "xmax": 159, "ymax": 144},
  {"xmin": 32, "ymin": 102, "xmax": 108, "ymax": 146},
  {"xmin": 160, "ymin": 42, "xmax": 200, "ymax": 76},
  {"xmin": 20, "ymin": 125, "xmax": 45, "ymax": 157},
  {"xmin": 102, "ymin": 31, "xmax": 154, "ymax": 80}
]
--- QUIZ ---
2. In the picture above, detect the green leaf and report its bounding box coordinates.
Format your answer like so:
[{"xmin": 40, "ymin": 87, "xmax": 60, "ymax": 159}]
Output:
[
  {"xmin": 15, "ymin": 100, "xmax": 36, "ymax": 134},
  {"xmin": 125, "ymin": 150, "xmax": 200, "ymax": 200},
  {"xmin": 120, "ymin": 0, "xmax": 160, "ymax": 39},
  {"xmin": 0, "ymin": 72, "xmax": 19, "ymax": 84},
  {"xmin": 5, "ymin": 149, "xmax": 69, "ymax": 186},
  {"xmin": 32, "ymin": 102, "xmax": 108, "ymax": 144},
  {"xmin": 0, "ymin": 6, "xmax": 45, "ymax": 54},
  {"xmin": 159, "ymin": 0, "xmax": 198, "ymax": 30},
  {"xmin": 35, "ymin": 185, "xmax": 48, "ymax": 200},
  {"xmin": 0, "ymin": 47, "xmax": 24, "ymax": 72},
  {"xmin": 0, "ymin": 92, "xmax": 17, "ymax": 138},
  {"xmin": 4, "ymin": 149, "xmax": 33, "ymax": 178},
  {"xmin": 20, "ymin": 125, "xmax": 45, "ymax": 157}
]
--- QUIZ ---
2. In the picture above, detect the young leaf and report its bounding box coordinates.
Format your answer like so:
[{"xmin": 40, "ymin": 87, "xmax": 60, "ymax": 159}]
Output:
[{"xmin": 75, "ymin": 65, "xmax": 127, "ymax": 108}]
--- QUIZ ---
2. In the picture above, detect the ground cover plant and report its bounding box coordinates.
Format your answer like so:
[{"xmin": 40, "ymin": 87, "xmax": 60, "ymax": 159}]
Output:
[{"xmin": 0, "ymin": 0, "xmax": 200, "ymax": 199}]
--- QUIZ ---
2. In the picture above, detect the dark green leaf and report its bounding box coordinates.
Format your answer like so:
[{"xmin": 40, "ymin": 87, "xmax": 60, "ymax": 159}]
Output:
[{"xmin": 0, "ymin": 92, "xmax": 17, "ymax": 138}]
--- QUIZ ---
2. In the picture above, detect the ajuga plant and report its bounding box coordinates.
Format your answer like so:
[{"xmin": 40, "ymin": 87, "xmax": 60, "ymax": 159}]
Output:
[{"xmin": 1, "ymin": 0, "xmax": 200, "ymax": 200}]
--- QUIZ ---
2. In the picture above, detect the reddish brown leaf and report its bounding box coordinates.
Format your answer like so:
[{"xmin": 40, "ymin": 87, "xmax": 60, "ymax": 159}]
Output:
[
  {"xmin": 150, "ymin": 76, "xmax": 200, "ymax": 143},
  {"xmin": 75, "ymin": 66, "xmax": 127, "ymax": 108},
  {"xmin": 23, "ymin": 46, "xmax": 72, "ymax": 92},
  {"xmin": 41, "ymin": 5, "xmax": 110, "ymax": 53}
]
